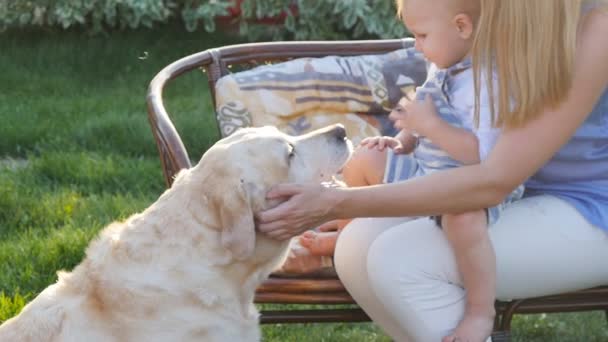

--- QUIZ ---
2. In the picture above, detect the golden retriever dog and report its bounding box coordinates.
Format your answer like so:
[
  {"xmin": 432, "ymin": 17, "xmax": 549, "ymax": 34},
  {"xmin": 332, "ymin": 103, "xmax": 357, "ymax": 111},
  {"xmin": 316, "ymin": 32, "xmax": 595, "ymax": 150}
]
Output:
[{"xmin": 0, "ymin": 124, "xmax": 352, "ymax": 342}]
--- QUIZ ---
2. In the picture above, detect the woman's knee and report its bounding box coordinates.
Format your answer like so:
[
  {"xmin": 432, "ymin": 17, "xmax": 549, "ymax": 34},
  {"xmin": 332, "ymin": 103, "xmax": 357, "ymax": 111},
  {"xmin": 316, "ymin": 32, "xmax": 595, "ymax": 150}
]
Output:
[
  {"xmin": 335, "ymin": 217, "xmax": 408, "ymax": 283},
  {"xmin": 366, "ymin": 220, "xmax": 459, "ymax": 292},
  {"xmin": 366, "ymin": 229, "xmax": 426, "ymax": 293},
  {"xmin": 334, "ymin": 219, "xmax": 374, "ymax": 279}
]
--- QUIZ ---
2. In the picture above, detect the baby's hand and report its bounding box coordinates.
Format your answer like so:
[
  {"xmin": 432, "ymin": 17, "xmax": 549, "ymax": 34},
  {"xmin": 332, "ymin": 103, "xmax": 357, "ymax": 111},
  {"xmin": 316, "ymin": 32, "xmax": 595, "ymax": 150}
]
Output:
[
  {"xmin": 390, "ymin": 94, "xmax": 440, "ymax": 137},
  {"xmin": 360, "ymin": 136, "xmax": 407, "ymax": 154}
]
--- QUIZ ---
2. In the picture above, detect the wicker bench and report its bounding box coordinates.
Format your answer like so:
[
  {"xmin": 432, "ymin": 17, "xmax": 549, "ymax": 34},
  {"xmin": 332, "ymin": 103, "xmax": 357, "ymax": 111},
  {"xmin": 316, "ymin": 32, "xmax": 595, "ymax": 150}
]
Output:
[{"xmin": 146, "ymin": 39, "xmax": 608, "ymax": 341}]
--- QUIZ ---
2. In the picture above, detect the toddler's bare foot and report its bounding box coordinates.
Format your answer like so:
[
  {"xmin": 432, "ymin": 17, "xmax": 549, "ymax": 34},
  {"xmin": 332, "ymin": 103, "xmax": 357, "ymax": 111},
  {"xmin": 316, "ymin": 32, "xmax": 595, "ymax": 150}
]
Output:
[
  {"xmin": 442, "ymin": 311, "xmax": 494, "ymax": 342},
  {"xmin": 279, "ymin": 240, "xmax": 332, "ymax": 274},
  {"xmin": 278, "ymin": 219, "xmax": 351, "ymax": 274},
  {"xmin": 299, "ymin": 230, "xmax": 338, "ymax": 256}
]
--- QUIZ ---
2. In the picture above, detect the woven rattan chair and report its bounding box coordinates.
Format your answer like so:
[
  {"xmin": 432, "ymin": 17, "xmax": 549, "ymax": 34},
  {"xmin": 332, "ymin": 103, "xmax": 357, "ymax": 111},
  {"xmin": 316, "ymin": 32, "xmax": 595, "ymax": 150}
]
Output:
[{"xmin": 146, "ymin": 39, "xmax": 608, "ymax": 341}]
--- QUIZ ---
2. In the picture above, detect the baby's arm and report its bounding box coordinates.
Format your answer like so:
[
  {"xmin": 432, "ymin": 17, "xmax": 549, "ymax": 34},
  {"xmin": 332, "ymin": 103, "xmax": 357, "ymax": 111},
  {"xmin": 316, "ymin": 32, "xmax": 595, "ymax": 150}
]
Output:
[
  {"xmin": 391, "ymin": 94, "xmax": 480, "ymax": 164},
  {"xmin": 424, "ymin": 119, "xmax": 480, "ymax": 165},
  {"xmin": 429, "ymin": 93, "xmax": 501, "ymax": 165}
]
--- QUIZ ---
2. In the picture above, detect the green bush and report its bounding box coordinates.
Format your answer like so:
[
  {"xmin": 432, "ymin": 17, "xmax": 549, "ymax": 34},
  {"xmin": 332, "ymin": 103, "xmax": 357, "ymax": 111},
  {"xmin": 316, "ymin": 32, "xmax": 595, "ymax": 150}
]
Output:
[
  {"xmin": 0, "ymin": 0, "xmax": 231, "ymax": 32},
  {"xmin": 0, "ymin": 0, "xmax": 407, "ymax": 40},
  {"xmin": 239, "ymin": 0, "xmax": 407, "ymax": 40}
]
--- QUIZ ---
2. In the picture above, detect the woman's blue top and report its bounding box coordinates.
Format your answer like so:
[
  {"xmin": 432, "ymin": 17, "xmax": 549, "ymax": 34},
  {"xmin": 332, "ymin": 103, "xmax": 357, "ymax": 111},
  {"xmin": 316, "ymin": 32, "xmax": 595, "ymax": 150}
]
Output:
[{"xmin": 525, "ymin": 86, "xmax": 608, "ymax": 232}]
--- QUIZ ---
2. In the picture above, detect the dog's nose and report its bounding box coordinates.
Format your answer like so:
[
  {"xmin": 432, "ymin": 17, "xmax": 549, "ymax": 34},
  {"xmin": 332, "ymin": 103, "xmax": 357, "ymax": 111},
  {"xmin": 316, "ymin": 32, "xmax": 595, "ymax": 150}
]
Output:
[{"xmin": 331, "ymin": 124, "xmax": 347, "ymax": 141}]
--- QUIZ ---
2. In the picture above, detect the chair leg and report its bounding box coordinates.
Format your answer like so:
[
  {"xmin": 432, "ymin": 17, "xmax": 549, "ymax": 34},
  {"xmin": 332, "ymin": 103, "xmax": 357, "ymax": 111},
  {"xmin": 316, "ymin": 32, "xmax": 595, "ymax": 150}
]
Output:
[
  {"xmin": 500, "ymin": 300, "xmax": 524, "ymax": 331},
  {"xmin": 491, "ymin": 330, "xmax": 511, "ymax": 342},
  {"xmin": 491, "ymin": 313, "xmax": 509, "ymax": 342},
  {"xmin": 491, "ymin": 300, "xmax": 524, "ymax": 342}
]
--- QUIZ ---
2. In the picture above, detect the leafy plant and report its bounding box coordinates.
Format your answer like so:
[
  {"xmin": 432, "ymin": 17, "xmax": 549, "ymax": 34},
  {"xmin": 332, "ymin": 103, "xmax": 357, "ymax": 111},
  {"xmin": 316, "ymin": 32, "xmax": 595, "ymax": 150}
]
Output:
[
  {"xmin": 0, "ymin": 292, "xmax": 28, "ymax": 323},
  {"xmin": 0, "ymin": 0, "xmax": 408, "ymax": 40},
  {"xmin": 0, "ymin": 0, "xmax": 231, "ymax": 33},
  {"xmin": 239, "ymin": 0, "xmax": 407, "ymax": 40}
]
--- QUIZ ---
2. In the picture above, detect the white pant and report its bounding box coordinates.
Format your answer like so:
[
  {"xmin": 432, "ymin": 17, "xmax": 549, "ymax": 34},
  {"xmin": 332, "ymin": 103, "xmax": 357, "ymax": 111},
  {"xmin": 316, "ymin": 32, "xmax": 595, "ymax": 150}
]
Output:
[{"xmin": 334, "ymin": 195, "xmax": 608, "ymax": 342}]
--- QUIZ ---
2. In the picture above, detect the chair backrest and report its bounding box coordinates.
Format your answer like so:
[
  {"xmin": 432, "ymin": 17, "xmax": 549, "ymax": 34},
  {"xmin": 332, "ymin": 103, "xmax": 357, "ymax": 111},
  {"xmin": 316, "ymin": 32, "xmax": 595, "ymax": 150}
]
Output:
[
  {"xmin": 204, "ymin": 39, "xmax": 419, "ymax": 135},
  {"xmin": 212, "ymin": 40, "xmax": 427, "ymax": 141},
  {"xmin": 147, "ymin": 39, "xmax": 416, "ymax": 186}
]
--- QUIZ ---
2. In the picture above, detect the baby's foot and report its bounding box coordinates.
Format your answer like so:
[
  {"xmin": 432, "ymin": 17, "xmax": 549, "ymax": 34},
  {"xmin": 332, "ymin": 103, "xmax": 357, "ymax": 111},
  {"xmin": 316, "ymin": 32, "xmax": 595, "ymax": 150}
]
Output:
[
  {"xmin": 299, "ymin": 230, "xmax": 339, "ymax": 256},
  {"xmin": 442, "ymin": 312, "xmax": 495, "ymax": 342},
  {"xmin": 279, "ymin": 240, "xmax": 332, "ymax": 274}
]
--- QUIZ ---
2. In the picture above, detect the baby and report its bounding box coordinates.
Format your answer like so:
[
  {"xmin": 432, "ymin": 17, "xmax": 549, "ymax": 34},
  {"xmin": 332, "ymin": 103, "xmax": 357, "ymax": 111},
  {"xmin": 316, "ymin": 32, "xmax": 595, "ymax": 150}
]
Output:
[{"xmin": 285, "ymin": 0, "xmax": 524, "ymax": 341}]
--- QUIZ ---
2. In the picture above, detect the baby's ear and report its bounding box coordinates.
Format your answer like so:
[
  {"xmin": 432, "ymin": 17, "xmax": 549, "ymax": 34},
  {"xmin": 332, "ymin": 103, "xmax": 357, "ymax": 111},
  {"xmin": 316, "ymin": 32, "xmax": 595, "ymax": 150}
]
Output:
[{"xmin": 454, "ymin": 13, "xmax": 474, "ymax": 39}]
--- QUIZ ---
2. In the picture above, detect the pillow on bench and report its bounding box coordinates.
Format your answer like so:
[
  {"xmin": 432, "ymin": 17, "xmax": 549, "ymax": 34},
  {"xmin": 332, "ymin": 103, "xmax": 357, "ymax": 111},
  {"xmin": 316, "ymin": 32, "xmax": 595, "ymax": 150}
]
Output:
[{"xmin": 215, "ymin": 47, "xmax": 427, "ymax": 144}]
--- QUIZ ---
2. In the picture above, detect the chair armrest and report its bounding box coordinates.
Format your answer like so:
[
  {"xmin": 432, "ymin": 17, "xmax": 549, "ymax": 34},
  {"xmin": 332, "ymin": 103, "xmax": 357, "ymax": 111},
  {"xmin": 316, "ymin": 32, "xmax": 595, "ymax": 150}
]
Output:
[
  {"xmin": 146, "ymin": 51, "xmax": 216, "ymax": 187},
  {"xmin": 207, "ymin": 38, "xmax": 414, "ymax": 65}
]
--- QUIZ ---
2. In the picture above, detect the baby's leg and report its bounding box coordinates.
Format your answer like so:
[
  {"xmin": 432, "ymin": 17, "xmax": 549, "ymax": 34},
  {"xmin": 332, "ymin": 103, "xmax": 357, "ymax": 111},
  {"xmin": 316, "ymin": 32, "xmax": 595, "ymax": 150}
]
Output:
[
  {"xmin": 299, "ymin": 146, "xmax": 389, "ymax": 254},
  {"xmin": 441, "ymin": 210, "xmax": 495, "ymax": 342},
  {"xmin": 342, "ymin": 143, "xmax": 388, "ymax": 187}
]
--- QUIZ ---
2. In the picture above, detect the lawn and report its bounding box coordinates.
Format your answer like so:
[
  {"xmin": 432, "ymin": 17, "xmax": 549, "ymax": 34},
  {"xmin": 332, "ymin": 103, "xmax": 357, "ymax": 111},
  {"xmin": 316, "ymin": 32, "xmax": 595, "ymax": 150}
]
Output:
[{"xmin": 1, "ymin": 26, "xmax": 607, "ymax": 341}]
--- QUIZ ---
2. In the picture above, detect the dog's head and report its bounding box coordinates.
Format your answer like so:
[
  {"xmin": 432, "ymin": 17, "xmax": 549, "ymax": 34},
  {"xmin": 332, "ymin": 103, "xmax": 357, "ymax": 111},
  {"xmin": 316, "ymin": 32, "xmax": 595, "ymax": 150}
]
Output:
[{"xmin": 196, "ymin": 124, "xmax": 352, "ymax": 261}]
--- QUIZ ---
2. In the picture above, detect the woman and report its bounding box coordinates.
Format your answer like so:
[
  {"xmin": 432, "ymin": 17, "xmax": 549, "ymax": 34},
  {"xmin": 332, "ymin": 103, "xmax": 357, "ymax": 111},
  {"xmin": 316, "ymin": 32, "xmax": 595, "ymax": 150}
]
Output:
[{"xmin": 257, "ymin": 0, "xmax": 608, "ymax": 341}]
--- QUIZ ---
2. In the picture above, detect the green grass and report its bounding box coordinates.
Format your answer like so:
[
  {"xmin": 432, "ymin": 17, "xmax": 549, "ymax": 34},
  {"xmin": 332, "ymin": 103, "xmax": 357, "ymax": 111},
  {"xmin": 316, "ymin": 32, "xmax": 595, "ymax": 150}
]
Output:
[{"xmin": 1, "ymin": 26, "xmax": 607, "ymax": 341}]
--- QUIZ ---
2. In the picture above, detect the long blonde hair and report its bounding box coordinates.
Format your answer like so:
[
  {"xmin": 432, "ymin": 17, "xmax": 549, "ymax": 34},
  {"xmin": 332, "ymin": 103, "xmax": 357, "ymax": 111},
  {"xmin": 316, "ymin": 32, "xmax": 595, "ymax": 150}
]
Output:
[{"xmin": 472, "ymin": 0, "xmax": 607, "ymax": 128}]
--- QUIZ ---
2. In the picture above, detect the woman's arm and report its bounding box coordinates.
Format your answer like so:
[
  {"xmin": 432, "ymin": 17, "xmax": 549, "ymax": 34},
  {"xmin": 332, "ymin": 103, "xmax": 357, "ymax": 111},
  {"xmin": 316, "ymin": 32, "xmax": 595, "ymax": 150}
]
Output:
[
  {"xmin": 336, "ymin": 10, "xmax": 608, "ymax": 218},
  {"xmin": 257, "ymin": 11, "xmax": 608, "ymax": 239}
]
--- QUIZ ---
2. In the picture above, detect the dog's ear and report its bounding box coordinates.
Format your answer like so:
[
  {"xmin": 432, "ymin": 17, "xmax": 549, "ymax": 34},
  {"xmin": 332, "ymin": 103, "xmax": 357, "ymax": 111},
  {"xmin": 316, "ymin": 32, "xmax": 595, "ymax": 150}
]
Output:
[{"xmin": 216, "ymin": 179, "xmax": 258, "ymax": 261}]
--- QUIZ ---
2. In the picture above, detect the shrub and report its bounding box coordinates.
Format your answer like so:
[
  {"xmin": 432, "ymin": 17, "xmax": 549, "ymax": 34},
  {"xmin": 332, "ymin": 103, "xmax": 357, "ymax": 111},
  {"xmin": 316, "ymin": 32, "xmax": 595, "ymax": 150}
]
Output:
[
  {"xmin": 0, "ymin": 0, "xmax": 231, "ymax": 32},
  {"xmin": 240, "ymin": 0, "xmax": 407, "ymax": 40},
  {"xmin": 0, "ymin": 0, "xmax": 407, "ymax": 40}
]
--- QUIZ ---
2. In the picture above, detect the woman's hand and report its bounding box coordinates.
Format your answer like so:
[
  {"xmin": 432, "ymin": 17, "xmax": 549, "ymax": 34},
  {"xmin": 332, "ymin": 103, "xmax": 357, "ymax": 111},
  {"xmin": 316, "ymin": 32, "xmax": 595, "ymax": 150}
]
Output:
[{"xmin": 256, "ymin": 183, "xmax": 342, "ymax": 240}]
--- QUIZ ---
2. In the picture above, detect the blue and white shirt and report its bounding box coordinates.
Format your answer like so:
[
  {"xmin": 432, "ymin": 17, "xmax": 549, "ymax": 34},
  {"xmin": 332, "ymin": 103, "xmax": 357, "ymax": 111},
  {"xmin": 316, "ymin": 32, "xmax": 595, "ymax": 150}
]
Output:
[{"xmin": 384, "ymin": 58, "xmax": 525, "ymax": 224}]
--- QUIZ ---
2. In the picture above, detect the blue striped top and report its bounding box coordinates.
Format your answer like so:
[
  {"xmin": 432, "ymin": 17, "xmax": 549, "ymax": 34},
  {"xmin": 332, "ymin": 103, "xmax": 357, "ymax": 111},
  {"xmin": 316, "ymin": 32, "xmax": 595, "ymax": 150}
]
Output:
[{"xmin": 525, "ymin": 86, "xmax": 608, "ymax": 232}]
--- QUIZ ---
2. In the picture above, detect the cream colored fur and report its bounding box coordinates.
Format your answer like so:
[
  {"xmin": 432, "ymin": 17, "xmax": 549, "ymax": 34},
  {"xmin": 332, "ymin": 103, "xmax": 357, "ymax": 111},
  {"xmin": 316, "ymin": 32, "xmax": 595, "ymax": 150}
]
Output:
[{"xmin": 0, "ymin": 125, "xmax": 352, "ymax": 342}]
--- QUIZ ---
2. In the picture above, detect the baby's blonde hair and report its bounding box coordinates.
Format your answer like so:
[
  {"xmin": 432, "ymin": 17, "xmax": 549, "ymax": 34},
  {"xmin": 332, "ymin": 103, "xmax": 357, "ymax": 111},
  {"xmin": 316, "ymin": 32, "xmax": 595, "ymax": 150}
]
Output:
[
  {"xmin": 472, "ymin": 0, "xmax": 608, "ymax": 128},
  {"xmin": 396, "ymin": 0, "xmax": 479, "ymax": 20}
]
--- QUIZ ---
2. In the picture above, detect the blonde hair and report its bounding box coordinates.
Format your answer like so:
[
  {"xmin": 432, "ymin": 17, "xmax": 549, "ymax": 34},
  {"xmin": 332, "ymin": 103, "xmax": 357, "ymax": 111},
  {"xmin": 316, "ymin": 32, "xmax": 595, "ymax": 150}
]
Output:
[
  {"xmin": 472, "ymin": 0, "xmax": 608, "ymax": 128},
  {"xmin": 396, "ymin": 0, "xmax": 479, "ymax": 20}
]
